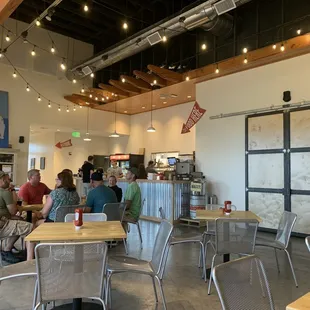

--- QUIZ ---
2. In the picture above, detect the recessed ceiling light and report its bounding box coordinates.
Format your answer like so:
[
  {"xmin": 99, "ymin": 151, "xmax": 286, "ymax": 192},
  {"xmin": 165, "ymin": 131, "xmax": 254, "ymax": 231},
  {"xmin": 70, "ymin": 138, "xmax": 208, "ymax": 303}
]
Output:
[
  {"xmin": 142, "ymin": 106, "xmax": 145, "ymax": 109},
  {"xmin": 170, "ymin": 94, "xmax": 178, "ymax": 98},
  {"xmin": 124, "ymin": 110, "xmax": 128, "ymax": 113},
  {"xmin": 163, "ymin": 101, "xmax": 167, "ymax": 104},
  {"xmin": 187, "ymin": 95, "xmax": 192, "ymax": 99},
  {"xmin": 152, "ymin": 104, "xmax": 156, "ymax": 107}
]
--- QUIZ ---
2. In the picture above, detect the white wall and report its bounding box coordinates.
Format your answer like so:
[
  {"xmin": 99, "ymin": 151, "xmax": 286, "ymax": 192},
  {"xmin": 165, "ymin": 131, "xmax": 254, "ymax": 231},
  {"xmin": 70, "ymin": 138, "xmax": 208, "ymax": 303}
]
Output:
[
  {"xmin": 196, "ymin": 53, "xmax": 310, "ymax": 209},
  {"xmin": 1, "ymin": 19, "xmax": 130, "ymax": 185},
  {"xmin": 109, "ymin": 103, "xmax": 196, "ymax": 162}
]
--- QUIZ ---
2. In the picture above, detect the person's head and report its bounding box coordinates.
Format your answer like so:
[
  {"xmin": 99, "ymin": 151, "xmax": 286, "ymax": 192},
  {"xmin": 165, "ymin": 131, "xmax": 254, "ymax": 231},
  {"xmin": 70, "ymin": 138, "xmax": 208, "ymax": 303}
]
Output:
[
  {"xmin": 108, "ymin": 175, "xmax": 117, "ymax": 187},
  {"xmin": 62, "ymin": 169, "xmax": 73, "ymax": 176},
  {"xmin": 148, "ymin": 160, "xmax": 155, "ymax": 168},
  {"xmin": 96, "ymin": 167, "xmax": 104, "ymax": 174},
  {"xmin": 0, "ymin": 171, "xmax": 10, "ymax": 189},
  {"xmin": 111, "ymin": 160, "xmax": 118, "ymax": 168},
  {"xmin": 88, "ymin": 155, "xmax": 94, "ymax": 163},
  {"xmin": 27, "ymin": 169, "xmax": 41, "ymax": 185},
  {"xmin": 90, "ymin": 172, "xmax": 103, "ymax": 188},
  {"xmin": 126, "ymin": 167, "xmax": 138, "ymax": 182},
  {"xmin": 56, "ymin": 171, "xmax": 76, "ymax": 191},
  {"xmin": 138, "ymin": 164, "xmax": 147, "ymax": 179}
]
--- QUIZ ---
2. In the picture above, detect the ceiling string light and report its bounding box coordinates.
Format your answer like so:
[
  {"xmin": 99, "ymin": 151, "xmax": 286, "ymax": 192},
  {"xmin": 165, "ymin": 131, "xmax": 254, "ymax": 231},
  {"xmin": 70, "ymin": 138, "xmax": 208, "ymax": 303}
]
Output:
[
  {"xmin": 37, "ymin": 94, "xmax": 42, "ymax": 101},
  {"xmin": 84, "ymin": 108, "xmax": 92, "ymax": 141},
  {"xmin": 60, "ymin": 58, "xmax": 66, "ymax": 70},
  {"xmin": 5, "ymin": 32, "xmax": 10, "ymax": 42},
  {"xmin": 280, "ymin": 42, "xmax": 285, "ymax": 52},
  {"xmin": 272, "ymin": 44, "xmax": 277, "ymax": 50},
  {"xmin": 12, "ymin": 70, "xmax": 17, "ymax": 78},
  {"xmin": 147, "ymin": 91, "xmax": 156, "ymax": 133},
  {"xmin": 243, "ymin": 55, "xmax": 248, "ymax": 64},
  {"xmin": 215, "ymin": 63, "xmax": 220, "ymax": 74},
  {"xmin": 201, "ymin": 43, "xmax": 207, "ymax": 50},
  {"xmin": 109, "ymin": 102, "xmax": 120, "ymax": 138},
  {"xmin": 50, "ymin": 45, "xmax": 55, "ymax": 53},
  {"xmin": 31, "ymin": 46, "xmax": 36, "ymax": 56},
  {"xmin": 48, "ymin": 101, "xmax": 51, "ymax": 108}
]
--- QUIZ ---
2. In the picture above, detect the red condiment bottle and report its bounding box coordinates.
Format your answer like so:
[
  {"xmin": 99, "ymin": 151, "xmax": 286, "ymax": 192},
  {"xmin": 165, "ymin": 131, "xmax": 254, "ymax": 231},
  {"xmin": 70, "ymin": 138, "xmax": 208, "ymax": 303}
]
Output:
[
  {"xmin": 74, "ymin": 208, "xmax": 83, "ymax": 230},
  {"xmin": 224, "ymin": 201, "xmax": 232, "ymax": 215}
]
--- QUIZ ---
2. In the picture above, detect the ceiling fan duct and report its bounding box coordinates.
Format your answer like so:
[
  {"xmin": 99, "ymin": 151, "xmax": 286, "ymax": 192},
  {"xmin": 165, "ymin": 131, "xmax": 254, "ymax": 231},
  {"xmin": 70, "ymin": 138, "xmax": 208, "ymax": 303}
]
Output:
[{"xmin": 68, "ymin": 0, "xmax": 252, "ymax": 79}]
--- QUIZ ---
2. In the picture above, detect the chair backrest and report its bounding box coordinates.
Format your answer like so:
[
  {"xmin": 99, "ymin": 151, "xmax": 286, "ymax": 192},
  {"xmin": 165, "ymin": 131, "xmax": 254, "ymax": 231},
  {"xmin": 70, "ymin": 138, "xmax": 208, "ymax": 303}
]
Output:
[
  {"xmin": 35, "ymin": 242, "xmax": 107, "ymax": 303},
  {"xmin": 55, "ymin": 205, "xmax": 85, "ymax": 222},
  {"xmin": 139, "ymin": 198, "xmax": 146, "ymax": 217},
  {"xmin": 150, "ymin": 220, "xmax": 173, "ymax": 275},
  {"xmin": 306, "ymin": 236, "xmax": 310, "ymax": 252},
  {"xmin": 275, "ymin": 211, "xmax": 297, "ymax": 248},
  {"xmin": 159, "ymin": 207, "xmax": 166, "ymax": 220},
  {"xmin": 212, "ymin": 255, "xmax": 275, "ymax": 310},
  {"xmin": 65, "ymin": 213, "xmax": 107, "ymax": 223},
  {"xmin": 103, "ymin": 203, "xmax": 125, "ymax": 221},
  {"xmin": 215, "ymin": 219, "xmax": 259, "ymax": 255}
]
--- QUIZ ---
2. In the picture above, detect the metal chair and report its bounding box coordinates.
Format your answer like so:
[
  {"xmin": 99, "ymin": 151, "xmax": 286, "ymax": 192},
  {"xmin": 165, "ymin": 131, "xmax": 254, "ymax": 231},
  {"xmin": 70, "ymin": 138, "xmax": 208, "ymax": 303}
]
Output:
[
  {"xmin": 212, "ymin": 255, "xmax": 275, "ymax": 310},
  {"xmin": 54, "ymin": 204, "xmax": 85, "ymax": 222},
  {"xmin": 34, "ymin": 242, "xmax": 108, "ymax": 310},
  {"xmin": 103, "ymin": 202, "xmax": 128, "ymax": 255},
  {"xmin": 106, "ymin": 220, "xmax": 173, "ymax": 310},
  {"xmin": 65, "ymin": 213, "xmax": 107, "ymax": 222},
  {"xmin": 306, "ymin": 236, "xmax": 310, "ymax": 252},
  {"xmin": 159, "ymin": 206, "xmax": 208, "ymax": 281},
  {"xmin": 208, "ymin": 218, "xmax": 259, "ymax": 295},
  {"xmin": 255, "ymin": 211, "xmax": 298, "ymax": 287}
]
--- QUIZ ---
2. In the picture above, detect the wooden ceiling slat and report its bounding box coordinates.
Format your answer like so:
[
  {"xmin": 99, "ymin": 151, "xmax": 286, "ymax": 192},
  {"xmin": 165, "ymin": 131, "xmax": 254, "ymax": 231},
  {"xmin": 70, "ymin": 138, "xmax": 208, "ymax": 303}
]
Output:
[
  {"xmin": 64, "ymin": 95, "xmax": 96, "ymax": 108},
  {"xmin": 133, "ymin": 70, "xmax": 167, "ymax": 87},
  {"xmin": 120, "ymin": 75, "xmax": 152, "ymax": 91},
  {"xmin": 147, "ymin": 64, "xmax": 183, "ymax": 83},
  {"xmin": 109, "ymin": 79, "xmax": 141, "ymax": 95},
  {"xmin": 0, "ymin": 0, "xmax": 24, "ymax": 24},
  {"xmin": 98, "ymin": 83, "xmax": 129, "ymax": 97}
]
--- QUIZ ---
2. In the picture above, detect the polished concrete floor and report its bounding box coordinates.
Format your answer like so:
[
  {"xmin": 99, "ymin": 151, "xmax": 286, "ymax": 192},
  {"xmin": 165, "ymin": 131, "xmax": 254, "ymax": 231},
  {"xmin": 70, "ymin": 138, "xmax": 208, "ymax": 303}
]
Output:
[{"xmin": 0, "ymin": 220, "xmax": 310, "ymax": 309}]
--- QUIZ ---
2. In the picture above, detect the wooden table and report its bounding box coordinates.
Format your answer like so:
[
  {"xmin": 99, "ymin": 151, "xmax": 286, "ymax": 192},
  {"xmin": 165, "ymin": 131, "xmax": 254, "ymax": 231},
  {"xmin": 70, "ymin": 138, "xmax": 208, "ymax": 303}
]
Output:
[
  {"xmin": 195, "ymin": 210, "xmax": 262, "ymax": 278},
  {"xmin": 26, "ymin": 221, "xmax": 126, "ymax": 310},
  {"xmin": 286, "ymin": 292, "xmax": 310, "ymax": 310},
  {"xmin": 18, "ymin": 204, "xmax": 44, "ymax": 223}
]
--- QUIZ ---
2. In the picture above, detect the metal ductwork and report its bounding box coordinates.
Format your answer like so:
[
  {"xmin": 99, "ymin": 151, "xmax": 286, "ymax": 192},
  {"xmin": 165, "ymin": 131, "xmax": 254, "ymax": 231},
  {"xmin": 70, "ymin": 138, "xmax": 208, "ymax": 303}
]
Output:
[{"xmin": 68, "ymin": 0, "xmax": 252, "ymax": 80}]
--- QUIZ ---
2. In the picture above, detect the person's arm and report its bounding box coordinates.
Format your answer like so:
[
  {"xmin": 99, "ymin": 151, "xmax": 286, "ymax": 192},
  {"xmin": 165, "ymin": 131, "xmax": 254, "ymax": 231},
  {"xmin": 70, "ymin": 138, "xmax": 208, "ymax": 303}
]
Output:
[
  {"xmin": 18, "ymin": 185, "xmax": 29, "ymax": 206},
  {"xmin": 124, "ymin": 185, "xmax": 135, "ymax": 210},
  {"xmin": 41, "ymin": 195, "xmax": 53, "ymax": 219},
  {"xmin": 84, "ymin": 191, "xmax": 94, "ymax": 213},
  {"xmin": 3, "ymin": 191, "xmax": 17, "ymax": 215},
  {"xmin": 44, "ymin": 185, "xmax": 52, "ymax": 195},
  {"xmin": 117, "ymin": 187, "xmax": 123, "ymax": 203}
]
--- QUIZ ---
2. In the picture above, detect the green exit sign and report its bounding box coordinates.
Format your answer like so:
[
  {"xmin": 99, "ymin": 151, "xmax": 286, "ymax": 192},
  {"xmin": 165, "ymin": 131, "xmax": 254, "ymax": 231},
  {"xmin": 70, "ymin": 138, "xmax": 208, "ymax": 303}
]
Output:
[{"xmin": 72, "ymin": 131, "xmax": 81, "ymax": 138}]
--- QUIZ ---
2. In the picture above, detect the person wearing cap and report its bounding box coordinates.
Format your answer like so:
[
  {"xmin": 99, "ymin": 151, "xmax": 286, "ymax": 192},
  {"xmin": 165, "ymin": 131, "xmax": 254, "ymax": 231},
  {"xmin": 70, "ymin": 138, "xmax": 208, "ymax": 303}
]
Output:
[
  {"xmin": 123, "ymin": 167, "xmax": 142, "ymax": 225},
  {"xmin": 85, "ymin": 172, "xmax": 117, "ymax": 213},
  {"xmin": 0, "ymin": 171, "xmax": 34, "ymax": 263}
]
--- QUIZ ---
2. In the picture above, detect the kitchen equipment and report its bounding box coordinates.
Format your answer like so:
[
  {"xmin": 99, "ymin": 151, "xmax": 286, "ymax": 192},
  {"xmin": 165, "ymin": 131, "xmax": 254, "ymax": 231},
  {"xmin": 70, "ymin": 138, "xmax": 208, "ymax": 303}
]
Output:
[
  {"xmin": 209, "ymin": 194, "xmax": 218, "ymax": 205},
  {"xmin": 176, "ymin": 162, "xmax": 194, "ymax": 175},
  {"xmin": 190, "ymin": 179, "xmax": 206, "ymax": 219}
]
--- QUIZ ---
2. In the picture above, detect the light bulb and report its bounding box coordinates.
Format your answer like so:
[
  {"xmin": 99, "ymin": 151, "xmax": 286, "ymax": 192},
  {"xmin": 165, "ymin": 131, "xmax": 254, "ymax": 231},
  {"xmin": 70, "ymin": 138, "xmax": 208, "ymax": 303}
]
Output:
[
  {"xmin": 58, "ymin": 106, "xmax": 61, "ymax": 111},
  {"xmin": 0, "ymin": 52, "xmax": 3, "ymax": 58},
  {"xmin": 272, "ymin": 44, "xmax": 277, "ymax": 50},
  {"xmin": 106, "ymin": 96, "xmax": 109, "ymax": 100},
  {"xmin": 36, "ymin": 20, "xmax": 41, "ymax": 27},
  {"xmin": 297, "ymin": 29, "xmax": 301, "ymax": 35},
  {"xmin": 185, "ymin": 76, "xmax": 190, "ymax": 81},
  {"xmin": 121, "ymin": 78, "xmax": 125, "ymax": 83},
  {"xmin": 31, "ymin": 47, "xmax": 36, "ymax": 56},
  {"xmin": 60, "ymin": 60, "xmax": 66, "ymax": 70},
  {"xmin": 90, "ymin": 72, "xmax": 94, "ymax": 78},
  {"xmin": 38, "ymin": 95, "xmax": 41, "ymax": 101},
  {"xmin": 95, "ymin": 97, "xmax": 98, "ymax": 101},
  {"xmin": 5, "ymin": 34, "xmax": 10, "ymax": 42},
  {"xmin": 89, "ymin": 94, "xmax": 92, "ymax": 98},
  {"xmin": 84, "ymin": 4, "xmax": 89, "ymax": 12},
  {"xmin": 201, "ymin": 43, "xmax": 207, "ymax": 50},
  {"xmin": 72, "ymin": 79, "xmax": 76, "ymax": 84},
  {"xmin": 66, "ymin": 107, "xmax": 69, "ymax": 112},
  {"xmin": 102, "ymin": 97, "xmax": 105, "ymax": 101},
  {"xmin": 280, "ymin": 44, "xmax": 285, "ymax": 52},
  {"xmin": 153, "ymin": 79, "xmax": 157, "ymax": 85},
  {"xmin": 215, "ymin": 68, "xmax": 219, "ymax": 74},
  {"xmin": 51, "ymin": 46, "xmax": 55, "ymax": 53},
  {"xmin": 73, "ymin": 106, "xmax": 76, "ymax": 111},
  {"xmin": 123, "ymin": 22, "xmax": 128, "ymax": 30},
  {"xmin": 12, "ymin": 71, "xmax": 17, "ymax": 78},
  {"xmin": 48, "ymin": 101, "xmax": 51, "ymax": 108},
  {"xmin": 243, "ymin": 47, "xmax": 248, "ymax": 54},
  {"xmin": 243, "ymin": 57, "xmax": 248, "ymax": 64},
  {"xmin": 80, "ymin": 105, "xmax": 83, "ymax": 108},
  {"xmin": 81, "ymin": 87, "xmax": 85, "ymax": 93},
  {"xmin": 162, "ymin": 35, "xmax": 167, "ymax": 42},
  {"xmin": 26, "ymin": 85, "xmax": 30, "ymax": 92}
]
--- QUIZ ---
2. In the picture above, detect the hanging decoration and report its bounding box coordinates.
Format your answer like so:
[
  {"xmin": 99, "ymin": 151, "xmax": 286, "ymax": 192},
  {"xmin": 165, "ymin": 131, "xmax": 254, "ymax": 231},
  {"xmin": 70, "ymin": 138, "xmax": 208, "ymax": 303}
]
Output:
[{"xmin": 181, "ymin": 101, "xmax": 206, "ymax": 134}]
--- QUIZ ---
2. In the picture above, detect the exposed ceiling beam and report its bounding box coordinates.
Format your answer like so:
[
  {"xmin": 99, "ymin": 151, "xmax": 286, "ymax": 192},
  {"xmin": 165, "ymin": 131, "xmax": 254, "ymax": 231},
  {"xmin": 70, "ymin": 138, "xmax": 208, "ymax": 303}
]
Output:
[
  {"xmin": 70, "ymin": 93, "xmax": 109, "ymax": 106},
  {"xmin": 0, "ymin": 0, "xmax": 23, "ymax": 24},
  {"xmin": 109, "ymin": 79, "xmax": 141, "ymax": 95},
  {"xmin": 133, "ymin": 70, "xmax": 167, "ymax": 87},
  {"xmin": 88, "ymin": 87, "xmax": 119, "ymax": 99},
  {"xmin": 98, "ymin": 83, "xmax": 129, "ymax": 97},
  {"xmin": 120, "ymin": 75, "xmax": 152, "ymax": 91},
  {"xmin": 64, "ymin": 95, "xmax": 96, "ymax": 108},
  {"xmin": 147, "ymin": 64, "xmax": 183, "ymax": 83}
]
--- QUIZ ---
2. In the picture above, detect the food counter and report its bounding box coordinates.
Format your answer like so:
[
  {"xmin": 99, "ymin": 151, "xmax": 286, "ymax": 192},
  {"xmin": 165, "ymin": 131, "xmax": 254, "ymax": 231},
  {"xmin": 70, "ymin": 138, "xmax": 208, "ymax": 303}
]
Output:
[{"xmin": 104, "ymin": 179, "xmax": 191, "ymax": 224}]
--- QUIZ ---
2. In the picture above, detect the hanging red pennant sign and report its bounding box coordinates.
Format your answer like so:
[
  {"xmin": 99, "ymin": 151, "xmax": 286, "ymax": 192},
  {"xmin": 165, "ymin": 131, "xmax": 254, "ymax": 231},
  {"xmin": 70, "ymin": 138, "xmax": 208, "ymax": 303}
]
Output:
[
  {"xmin": 55, "ymin": 139, "xmax": 73, "ymax": 149},
  {"xmin": 181, "ymin": 101, "xmax": 206, "ymax": 134}
]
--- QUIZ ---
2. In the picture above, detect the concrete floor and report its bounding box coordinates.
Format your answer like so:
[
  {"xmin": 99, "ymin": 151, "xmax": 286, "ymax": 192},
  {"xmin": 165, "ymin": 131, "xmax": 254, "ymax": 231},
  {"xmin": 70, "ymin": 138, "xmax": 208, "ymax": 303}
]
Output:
[{"xmin": 0, "ymin": 220, "xmax": 309, "ymax": 310}]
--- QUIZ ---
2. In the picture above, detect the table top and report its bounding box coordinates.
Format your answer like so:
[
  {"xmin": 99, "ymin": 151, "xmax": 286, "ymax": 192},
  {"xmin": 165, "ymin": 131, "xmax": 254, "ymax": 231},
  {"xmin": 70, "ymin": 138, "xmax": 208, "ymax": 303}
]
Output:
[
  {"xmin": 25, "ymin": 221, "xmax": 126, "ymax": 242},
  {"xmin": 286, "ymin": 292, "xmax": 310, "ymax": 310},
  {"xmin": 195, "ymin": 210, "xmax": 262, "ymax": 223},
  {"xmin": 18, "ymin": 204, "xmax": 44, "ymax": 212}
]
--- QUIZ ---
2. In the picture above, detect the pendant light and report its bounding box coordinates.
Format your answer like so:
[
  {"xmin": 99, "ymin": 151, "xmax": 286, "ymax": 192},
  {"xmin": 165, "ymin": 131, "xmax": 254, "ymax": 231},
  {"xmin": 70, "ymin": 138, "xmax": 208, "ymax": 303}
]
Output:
[
  {"xmin": 84, "ymin": 108, "xmax": 91, "ymax": 141},
  {"xmin": 147, "ymin": 91, "xmax": 156, "ymax": 132},
  {"xmin": 109, "ymin": 102, "xmax": 120, "ymax": 138}
]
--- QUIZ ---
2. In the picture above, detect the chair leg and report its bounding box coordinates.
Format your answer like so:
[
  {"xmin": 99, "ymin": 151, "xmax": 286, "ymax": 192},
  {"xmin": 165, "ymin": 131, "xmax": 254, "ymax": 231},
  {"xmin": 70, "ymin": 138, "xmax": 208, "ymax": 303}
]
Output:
[
  {"xmin": 136, "ymin": 222, "xmax": 143, "ymax": 249},
  {"xmin": 32, "ymin": 280, "xmax": 38, "ymax": 310},
  {"xmin": 151, "ymin": 276, "xmax": 159, "ymax": 303},
  {"xmin": 159, "ymin": 244, "xmax": 171, "ymax": 280},
  {"xmin": 105, "ymin": 272, "xmax": 113, "ymax": 307},
  {"xmin": 284, "ymin": 249, "xmax": 298, "ymax": 287},
  {"xmin": 123, "ymin": 238, "xmax": 128, "ymax": 255},
  {"xmin": 200, "ymin": 242, "xmax": 207, "ymax": 282},
  {"xmin": 208, "ymin": 255, "xmax": 216, "ymax": 295},
  {"xmin": 98, "ymin": 298, "xmax": 107, "ymax": 310},
  {"xmin": 155, "ymin": 276, "xmax": 167, "ymax": 310},
  {"xmin": 0, "ymin": 240, "xmax": 3, "ymax": 267},
  {"xmin": 274, "ymin": 248, "xmax": 280, "ymax": 273}
]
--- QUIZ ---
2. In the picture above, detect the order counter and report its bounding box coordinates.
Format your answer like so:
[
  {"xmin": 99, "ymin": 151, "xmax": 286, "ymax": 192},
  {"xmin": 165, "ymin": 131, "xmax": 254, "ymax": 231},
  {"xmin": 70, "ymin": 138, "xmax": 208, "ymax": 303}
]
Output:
[{"xmin": 104, "ymin": 179, "xmax": 190, "ymax": 224}]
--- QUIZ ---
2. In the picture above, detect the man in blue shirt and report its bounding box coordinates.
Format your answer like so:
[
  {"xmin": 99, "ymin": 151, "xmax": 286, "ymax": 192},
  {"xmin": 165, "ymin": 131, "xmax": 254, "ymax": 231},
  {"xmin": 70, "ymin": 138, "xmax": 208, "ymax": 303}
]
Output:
[{"xmin": 86, "ymin": 172, "xmax": 117, "ymax": 213}]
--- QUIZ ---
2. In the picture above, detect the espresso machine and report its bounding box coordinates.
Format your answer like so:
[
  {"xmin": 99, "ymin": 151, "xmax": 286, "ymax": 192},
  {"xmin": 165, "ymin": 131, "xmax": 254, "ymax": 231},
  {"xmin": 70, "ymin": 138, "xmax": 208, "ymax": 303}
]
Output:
[{"xmin": 176, "ymin": 161, "xmax": 195, "ymax": 180}]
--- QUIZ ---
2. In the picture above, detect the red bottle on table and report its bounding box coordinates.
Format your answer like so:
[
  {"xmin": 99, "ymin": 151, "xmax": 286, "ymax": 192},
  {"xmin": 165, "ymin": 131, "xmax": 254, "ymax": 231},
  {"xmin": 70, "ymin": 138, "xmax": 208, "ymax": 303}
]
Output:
[
  {"xmin": 224, "ymin": 201, "xmax": 232, "ymax": 215},
  {"xmin": 74, "ymin": 208, "xmax": 83, "ymax": 230}
]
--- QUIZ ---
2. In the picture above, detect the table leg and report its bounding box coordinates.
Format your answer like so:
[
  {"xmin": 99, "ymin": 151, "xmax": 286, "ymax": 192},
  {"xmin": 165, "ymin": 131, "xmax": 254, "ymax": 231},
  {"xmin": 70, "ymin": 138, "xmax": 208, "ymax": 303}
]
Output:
[
  {"xmin": 26, "ymin": 211, "xmax": 32, "ymax": 223},
  {"xmin": 72, "ymin": 298, "xmax": 82, "ymax": 310}
]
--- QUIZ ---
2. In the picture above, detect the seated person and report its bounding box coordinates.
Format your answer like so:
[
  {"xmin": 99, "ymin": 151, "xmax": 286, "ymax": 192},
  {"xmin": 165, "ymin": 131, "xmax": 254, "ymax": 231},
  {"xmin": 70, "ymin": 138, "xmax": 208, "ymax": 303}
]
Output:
[
  {"xmin": 0, "ymin": 171, "xmax": 34, "ymax": 263},
  {"xmin": 18, "ymin": 169, "xmax": 51, "ymax": 205},
  {"xmin": 86, "ymin": 172, "xmax": 117, "ymax": 213},
  {"xmin": 123, "ymin": 167, "xmax": 142, "ymax": 225},
  {"xmin": 37, "ymin": 171, "xmax": 80, "ymax": 223},
  {"xmin": 108, "ymin": 175, "xmax": 123, "ymax": 202}
]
